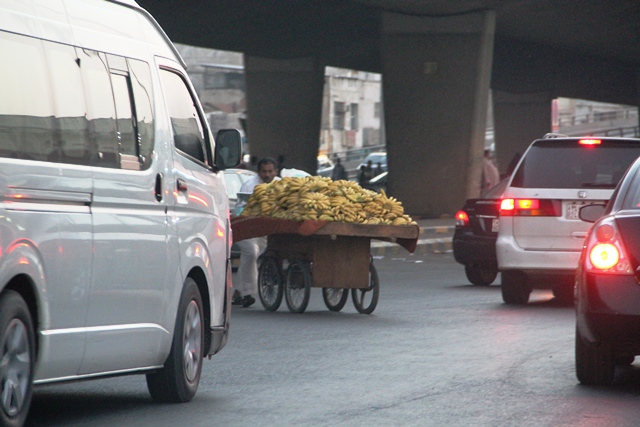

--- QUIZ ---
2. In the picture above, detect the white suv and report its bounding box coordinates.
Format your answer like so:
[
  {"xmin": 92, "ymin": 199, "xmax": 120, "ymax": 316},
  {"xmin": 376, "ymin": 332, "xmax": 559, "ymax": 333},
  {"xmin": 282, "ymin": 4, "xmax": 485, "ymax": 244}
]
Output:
[{"xmin": 496, "ymin": 135, "xmax": 640, "ymax": 304}]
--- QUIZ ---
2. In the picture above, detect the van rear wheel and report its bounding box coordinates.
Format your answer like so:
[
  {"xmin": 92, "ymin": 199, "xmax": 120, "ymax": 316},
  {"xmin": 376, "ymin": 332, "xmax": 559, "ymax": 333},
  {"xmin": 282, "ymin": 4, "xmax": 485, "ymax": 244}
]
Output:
[
  {"xmin": 501, "ymin": 271, "xmax": 530, "ymax": 304},
  {"xmin": 147, "ymin": 278, "xmax": 204, "ymax": 403}
]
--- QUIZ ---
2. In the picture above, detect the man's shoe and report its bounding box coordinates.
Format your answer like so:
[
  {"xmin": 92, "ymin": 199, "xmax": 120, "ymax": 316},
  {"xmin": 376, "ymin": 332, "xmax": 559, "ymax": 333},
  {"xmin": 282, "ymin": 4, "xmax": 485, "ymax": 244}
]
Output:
[
  {"xmin": 242, "ymin": 295, "xmax": 256, "ymax": 308},
  {"xmin": 232, "ymin": 296, "xmax": 244, "ymax": 306}
]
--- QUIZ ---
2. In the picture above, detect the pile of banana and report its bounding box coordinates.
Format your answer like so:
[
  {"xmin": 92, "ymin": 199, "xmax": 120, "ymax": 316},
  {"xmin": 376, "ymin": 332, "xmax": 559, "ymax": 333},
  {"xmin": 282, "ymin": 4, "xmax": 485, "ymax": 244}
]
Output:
[{"xmin": 240, "ymin": 176, "xmax": 416, "ymax": 226}]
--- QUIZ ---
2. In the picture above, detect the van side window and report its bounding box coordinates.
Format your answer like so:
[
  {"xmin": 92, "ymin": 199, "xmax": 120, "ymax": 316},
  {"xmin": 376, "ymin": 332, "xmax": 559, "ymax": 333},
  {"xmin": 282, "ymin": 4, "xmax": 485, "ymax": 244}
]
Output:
[
  {"xmin": 129, "ymin": 59, "xmax": 154, "ymax": 170},
  {"xmin": 111, "ymin": 73, "xmax": 139, "ymax": 170},
  {"xmin": 46, "ymin": 43, "xmax": 91, "ymax": 165},
  {"xmin": 0, "ymin": 32, "xmax": 55, "ymax": 161},
  {"xmin": 79, "ymin": 49, "xmax": 119, "ymax": 168},
  {"xmin": 0, "ymin": 32, "xmax": 154, "ymax": 170},
  {"xmin": 159, "ymin": 69, "xmax": 209, "ymax": 165}
]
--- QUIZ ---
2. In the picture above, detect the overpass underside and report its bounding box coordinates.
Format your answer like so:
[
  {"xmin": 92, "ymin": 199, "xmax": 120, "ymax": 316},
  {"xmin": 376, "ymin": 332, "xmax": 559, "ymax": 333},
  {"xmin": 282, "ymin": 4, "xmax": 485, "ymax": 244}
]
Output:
[
  {"xmin": 247, "ymin": 11, "xmax": 498, "ymax": 217},
  {"xmin": 241, "ymin": 15, "xmax": 638, "ymax": 217},
  {"xmin": 138, "ymin": 1, "xmax": 640, "ymax": 217}
]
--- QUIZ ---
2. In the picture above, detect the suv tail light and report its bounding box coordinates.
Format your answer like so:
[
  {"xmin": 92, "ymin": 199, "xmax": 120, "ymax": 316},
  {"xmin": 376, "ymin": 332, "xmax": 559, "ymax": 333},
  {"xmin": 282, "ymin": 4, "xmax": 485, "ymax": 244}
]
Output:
[
  {"xmin": 579, "ymin": 138, "xmax": 602, "ymax": 146},
  {"xmin": 584, "ymin": 218, "xmax": 633, "ymax": 274},
  {"xmin": 455, "ymin": 210, "xmax": 469, "ymax": 227},
  {"xmin": 499, "ymin": 199, "xmax": 561, "ymax": 217}
]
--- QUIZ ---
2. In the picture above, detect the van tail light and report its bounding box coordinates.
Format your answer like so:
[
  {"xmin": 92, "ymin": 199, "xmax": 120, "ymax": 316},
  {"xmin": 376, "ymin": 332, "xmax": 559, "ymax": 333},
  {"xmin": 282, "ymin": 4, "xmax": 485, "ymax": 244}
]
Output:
[
  {"xmin": 455, "ymin": 210, "xmax": 469, "ymax": 227},
  {"xmin": 499, "ymin": 198, "xmax": 561, "ymax": 217},
  {"xmin": 584, "ymin": 218, "xmax": 633, "ymax": 274}
]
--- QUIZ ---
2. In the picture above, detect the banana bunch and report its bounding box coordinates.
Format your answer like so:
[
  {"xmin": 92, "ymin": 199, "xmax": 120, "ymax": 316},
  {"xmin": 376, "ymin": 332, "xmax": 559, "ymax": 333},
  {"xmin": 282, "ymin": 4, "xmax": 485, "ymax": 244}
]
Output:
[{"xmin": 240, "ymin": 175, "xmax": 416, "ymax": 226}]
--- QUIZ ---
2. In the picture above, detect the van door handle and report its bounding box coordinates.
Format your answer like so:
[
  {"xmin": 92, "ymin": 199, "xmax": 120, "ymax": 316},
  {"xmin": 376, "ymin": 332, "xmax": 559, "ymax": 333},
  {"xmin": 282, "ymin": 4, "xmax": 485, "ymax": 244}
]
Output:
[
  {"xmin": 177, "ymin": 178, "xmax": 188, "ymax": 192},
  {"xmin": 155, "ymin": 173, "xmax": 163, "ymax": 202}
]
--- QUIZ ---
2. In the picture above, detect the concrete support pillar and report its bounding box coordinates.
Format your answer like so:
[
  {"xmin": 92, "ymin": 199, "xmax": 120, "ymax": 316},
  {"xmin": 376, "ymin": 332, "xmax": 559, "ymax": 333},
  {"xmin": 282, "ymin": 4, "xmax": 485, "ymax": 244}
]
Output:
[
  {"xmin": 492, "ymin": 91, "xmax": 552, "ymax": 176},
  {"xmin": 381, "ymin": 10, "xmax": 495, "ymax": 217},
  {"xmin": 243, "ymin": 55, "xmax": 324, "ymax": 174}
]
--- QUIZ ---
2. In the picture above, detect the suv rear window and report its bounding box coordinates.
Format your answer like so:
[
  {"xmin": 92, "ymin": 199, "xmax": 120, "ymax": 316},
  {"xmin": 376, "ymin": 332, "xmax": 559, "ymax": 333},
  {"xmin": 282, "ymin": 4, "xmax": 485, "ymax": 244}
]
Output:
[{"xmin": 510, "ymin": 139, "xmax": 640, "ymax": 189}]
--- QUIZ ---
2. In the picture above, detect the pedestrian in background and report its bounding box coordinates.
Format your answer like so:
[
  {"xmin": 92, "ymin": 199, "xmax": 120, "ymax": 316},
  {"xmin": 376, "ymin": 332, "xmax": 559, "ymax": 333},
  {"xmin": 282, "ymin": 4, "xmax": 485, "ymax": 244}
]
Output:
[
  {"xmin": 373, "ymin": 162, "xmax": 383, "ymax": 178},
  {"xmin": 357, "ymin": 165, "xmax": 369, "ymax": 187},
  {"xmin": 331, "ymin": 157, "xmax": 348, "ymax": 180},
  {"xmin": 481, "ymin": 149, "xmax": 500, "ymax": 193},
  {"xmin": 233, "ymin": 157, "xmax": 280, "ymax": 307}
]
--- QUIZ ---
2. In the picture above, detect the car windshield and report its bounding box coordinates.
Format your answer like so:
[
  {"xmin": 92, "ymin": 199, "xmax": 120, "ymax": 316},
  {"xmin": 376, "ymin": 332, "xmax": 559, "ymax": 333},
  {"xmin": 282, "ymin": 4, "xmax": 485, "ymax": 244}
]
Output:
[
  {"xmin": 510, "ymin": 140, "xmax": 640, "ymax": 189},
  {"xmin": 365, "ymin": 153, "xmax": 386, "ymax": 164},
  {"xmin": 224, "ymin": 171, "xmax": 254, "ymax": 198}
]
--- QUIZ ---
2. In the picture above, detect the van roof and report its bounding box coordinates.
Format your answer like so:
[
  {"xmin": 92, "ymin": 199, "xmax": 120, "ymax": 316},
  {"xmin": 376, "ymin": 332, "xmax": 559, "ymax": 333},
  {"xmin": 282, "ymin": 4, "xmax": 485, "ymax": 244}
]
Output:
[{"xmin": 0, "ymin": 0, "xmax": 186, "ymax": 69}]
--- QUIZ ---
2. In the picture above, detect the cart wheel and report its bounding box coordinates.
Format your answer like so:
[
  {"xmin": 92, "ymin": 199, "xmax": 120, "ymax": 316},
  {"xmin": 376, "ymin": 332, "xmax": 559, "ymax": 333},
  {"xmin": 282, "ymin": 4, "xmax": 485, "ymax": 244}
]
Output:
[
  {"xmin": 258, "ymin": 255, "xmax": 283, "ymax": 311},
  {"xmin": 351, "ymin": 262, "xmax": 379, "ymax": 314},
  {"xmin": 285, "ymin": 260, "xmax": 311, "ymax": 313},
  {"xmin": 322, "ymin": 288, "xmax": 349, "ymax": 312}
]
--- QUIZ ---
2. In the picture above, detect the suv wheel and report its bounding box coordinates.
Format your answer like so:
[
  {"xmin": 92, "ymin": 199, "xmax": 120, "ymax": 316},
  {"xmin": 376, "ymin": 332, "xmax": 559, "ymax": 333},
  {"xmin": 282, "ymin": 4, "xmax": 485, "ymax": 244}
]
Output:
[{"xmin": 501, "ymin": 271, "xmax": 530, "ymax": 304}]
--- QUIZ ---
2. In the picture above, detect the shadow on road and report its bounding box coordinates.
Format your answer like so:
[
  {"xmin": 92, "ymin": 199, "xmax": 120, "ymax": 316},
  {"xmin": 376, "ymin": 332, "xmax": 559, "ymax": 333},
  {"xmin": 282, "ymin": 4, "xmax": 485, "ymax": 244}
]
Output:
[{"xmin": 27, "ymin": 389, "xmax": 151, "ymax": 426}]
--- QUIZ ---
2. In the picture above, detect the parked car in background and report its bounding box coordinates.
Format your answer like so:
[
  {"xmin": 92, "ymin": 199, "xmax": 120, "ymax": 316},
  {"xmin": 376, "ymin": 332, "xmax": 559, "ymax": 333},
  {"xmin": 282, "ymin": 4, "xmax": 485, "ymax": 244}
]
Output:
[
  {"xmin": 496, "ymin": 134, "xmax": 640, "ymax": 304},
  {"xmin": 317, "ymin": 154, "xmax": 335, "ymax": 177},
  {"xmin": 358, "ymin": 152, "xmax": 387, "ymax": 176},
  {"xmin": 575, "ymin": 154, "xmax": 640, "ymax": 385},
  {"xmin": 223, "ymin": 169, "xmax": 258, "ymax": 269},
  {"xmin": 453, "ymin": 179, "xmax": 508, "ymax": 286},
  {"xmin": 224, "ymin": 168, "xmax": 258, "ymax": 213}
]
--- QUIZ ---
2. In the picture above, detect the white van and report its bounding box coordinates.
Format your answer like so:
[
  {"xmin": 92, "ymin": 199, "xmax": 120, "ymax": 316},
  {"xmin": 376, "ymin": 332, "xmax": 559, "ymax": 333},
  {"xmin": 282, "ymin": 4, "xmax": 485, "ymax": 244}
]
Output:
[{"xmin": 0, "ymin": 0, "xmax": 241, "ymax": 424}]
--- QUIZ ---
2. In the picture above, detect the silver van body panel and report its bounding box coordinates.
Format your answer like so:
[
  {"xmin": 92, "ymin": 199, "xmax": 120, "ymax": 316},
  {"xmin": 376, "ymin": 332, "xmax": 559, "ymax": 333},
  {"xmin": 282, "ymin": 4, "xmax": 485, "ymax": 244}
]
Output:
[{"xmin": 0, "ymin": 0, "xmax": 231, "ymax": 385}]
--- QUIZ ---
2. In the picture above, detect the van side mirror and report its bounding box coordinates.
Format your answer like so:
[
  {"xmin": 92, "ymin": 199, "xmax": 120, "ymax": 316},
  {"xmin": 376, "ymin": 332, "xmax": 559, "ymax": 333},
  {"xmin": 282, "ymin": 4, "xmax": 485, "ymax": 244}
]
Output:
[
  {"xmin": 214, "ymin": 129, "xmax": 241, "ymax": 170},
  {"xmin": 579, "ymin": 204, "xmax": 607, "ymax": 223}
]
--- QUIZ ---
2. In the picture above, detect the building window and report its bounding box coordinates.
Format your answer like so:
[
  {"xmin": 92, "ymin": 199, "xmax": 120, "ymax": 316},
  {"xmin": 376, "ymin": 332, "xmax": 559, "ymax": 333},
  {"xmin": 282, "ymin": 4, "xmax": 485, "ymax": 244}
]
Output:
[
  {"xmin": 333, "ymin": 101, "xmax": 345, "ymax": 130},
  {"xmin": 350, "ymin": 103, "xmax": 358, "ymax": 131},
  {"xmin": 204, "ymin": 71, "xmax": 245, "ymax": 90},
  {"xmin": 374, "ymin": 102, "xmax": 381, "ymax": 118}
]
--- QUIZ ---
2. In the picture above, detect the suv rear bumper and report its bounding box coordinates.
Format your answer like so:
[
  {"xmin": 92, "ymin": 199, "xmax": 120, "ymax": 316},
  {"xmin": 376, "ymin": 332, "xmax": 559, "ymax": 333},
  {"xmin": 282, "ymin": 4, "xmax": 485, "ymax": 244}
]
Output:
[{"xmin": 496, "ymin": 235, "xmax": 581, "ymax": 271}]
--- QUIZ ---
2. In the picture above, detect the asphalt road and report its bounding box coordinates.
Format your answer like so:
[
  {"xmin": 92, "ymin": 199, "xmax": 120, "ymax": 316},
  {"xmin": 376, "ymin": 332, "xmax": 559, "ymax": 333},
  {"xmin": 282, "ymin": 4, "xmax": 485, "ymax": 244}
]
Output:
[{"xmin": 27, "ymin": 251, "xmax": 640, "ymax": 427}]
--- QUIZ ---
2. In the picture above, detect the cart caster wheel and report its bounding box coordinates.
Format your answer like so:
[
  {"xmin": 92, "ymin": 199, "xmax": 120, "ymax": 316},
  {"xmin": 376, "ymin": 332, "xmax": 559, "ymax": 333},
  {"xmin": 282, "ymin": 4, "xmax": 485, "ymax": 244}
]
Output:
[
  {"xmin": 258, "ymin": 254, "xmax": 283, "ymax": 311},
  {"xmin": 285, "ymin": 260, "xmax": 311, "ymax": 313},
  {"xmin": 322, "ymin": 288, "xmax": 349, "ymax": 312},
  {"xmin": 352, "ymin": 262, "xmax": 379, "ymax": 314}
]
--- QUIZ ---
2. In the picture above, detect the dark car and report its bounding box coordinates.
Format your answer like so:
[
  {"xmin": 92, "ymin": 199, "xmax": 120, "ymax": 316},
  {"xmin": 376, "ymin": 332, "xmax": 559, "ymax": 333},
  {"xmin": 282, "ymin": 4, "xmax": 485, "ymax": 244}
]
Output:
[
  {"xmin": 574, "ymin": 154, "xmax": 640, "ymax": 385},
  {"xmin": 453, "ymin": 179, "xmax": 508, "ymax": 286}
]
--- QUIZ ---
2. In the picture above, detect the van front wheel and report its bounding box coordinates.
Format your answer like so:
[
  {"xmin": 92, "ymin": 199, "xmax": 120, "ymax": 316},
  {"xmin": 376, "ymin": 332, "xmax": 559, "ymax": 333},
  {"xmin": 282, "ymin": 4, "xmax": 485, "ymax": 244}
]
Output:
[
  {"xmin": 0, "ymin": 290, "xmax": 35, "ymax": 427},
  {"xmin": 147, "ymin": 278, "xmax": 204, "ymax": 403}
]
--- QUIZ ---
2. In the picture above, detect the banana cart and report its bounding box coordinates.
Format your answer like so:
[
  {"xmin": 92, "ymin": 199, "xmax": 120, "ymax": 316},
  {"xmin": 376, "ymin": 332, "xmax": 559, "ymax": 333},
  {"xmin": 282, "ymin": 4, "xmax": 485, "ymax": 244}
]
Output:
[{"xmin": 231, "ymin": 216, "xmax": 419, "ymax": 314}]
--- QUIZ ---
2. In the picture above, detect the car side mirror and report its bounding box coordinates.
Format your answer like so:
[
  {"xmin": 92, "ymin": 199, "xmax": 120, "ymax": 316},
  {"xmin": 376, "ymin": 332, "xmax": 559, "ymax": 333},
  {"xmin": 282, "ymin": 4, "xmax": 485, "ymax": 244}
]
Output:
[
  {"xmin": 579, "ymin": 204, "xmax": 606, "ymax": 223},
  {"xmin": 214, "ymin": 129, "xmax": 242, "ymax": 170}
]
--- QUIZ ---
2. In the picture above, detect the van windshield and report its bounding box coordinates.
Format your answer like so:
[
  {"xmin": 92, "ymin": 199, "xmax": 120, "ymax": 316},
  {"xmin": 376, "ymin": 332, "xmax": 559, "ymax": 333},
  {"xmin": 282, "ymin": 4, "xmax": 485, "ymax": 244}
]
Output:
[{"xmin": 510, "ymin": 140, "xmax": 640, "ymax": 189}]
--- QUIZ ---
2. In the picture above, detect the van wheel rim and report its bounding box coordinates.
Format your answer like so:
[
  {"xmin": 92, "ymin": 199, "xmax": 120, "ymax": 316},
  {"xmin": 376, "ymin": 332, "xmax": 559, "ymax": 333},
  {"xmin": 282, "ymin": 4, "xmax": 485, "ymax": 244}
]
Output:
[
  {"xmin": 1, "ymin": 319, "xmax": 30, "ymax": 417},
  {"xmin": 182, "ymin": 301, "xmax": 202, "ymax": 383}
]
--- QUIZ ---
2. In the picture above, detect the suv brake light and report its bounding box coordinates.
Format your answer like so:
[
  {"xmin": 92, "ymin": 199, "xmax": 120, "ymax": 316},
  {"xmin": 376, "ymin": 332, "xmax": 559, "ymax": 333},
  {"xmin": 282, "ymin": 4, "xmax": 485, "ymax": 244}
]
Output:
[
  {"xmin": 579, "ymin": 139, "xmax": 602, "ymax": 146},
  {"xmin": 584, "ymin": 218, "xmax": 632, "ymax": 274},
  {"xmin": 499, "ymin": 199, "xmax": 561, "ymax": 216}
]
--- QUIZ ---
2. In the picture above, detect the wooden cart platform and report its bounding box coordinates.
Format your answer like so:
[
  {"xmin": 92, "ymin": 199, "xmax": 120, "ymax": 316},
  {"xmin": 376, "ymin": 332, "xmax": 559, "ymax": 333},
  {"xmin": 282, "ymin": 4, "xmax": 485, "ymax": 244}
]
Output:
[{"xmin": 230, "ymin": 216, "xmax": 420, "ymax": 314}]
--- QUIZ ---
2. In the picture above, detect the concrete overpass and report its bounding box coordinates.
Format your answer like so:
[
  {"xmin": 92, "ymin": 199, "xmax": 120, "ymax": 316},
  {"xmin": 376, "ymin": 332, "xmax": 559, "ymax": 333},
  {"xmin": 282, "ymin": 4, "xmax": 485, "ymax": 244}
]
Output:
[{"xmin": 136, "ymin": 0, "xmax": 640, "ymax": 216}]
